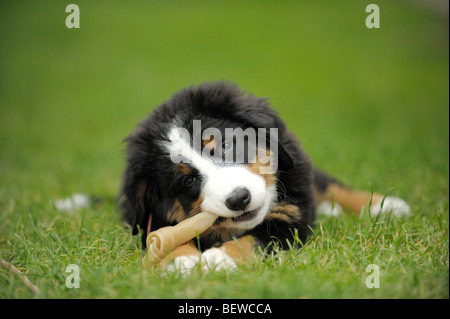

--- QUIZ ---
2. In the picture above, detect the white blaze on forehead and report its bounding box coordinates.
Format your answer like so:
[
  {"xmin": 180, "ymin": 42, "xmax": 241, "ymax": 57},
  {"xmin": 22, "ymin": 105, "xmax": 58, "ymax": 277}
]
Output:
[{"xmin": 164, "ymin": 126, "xmax": 272, "ymax": 224}]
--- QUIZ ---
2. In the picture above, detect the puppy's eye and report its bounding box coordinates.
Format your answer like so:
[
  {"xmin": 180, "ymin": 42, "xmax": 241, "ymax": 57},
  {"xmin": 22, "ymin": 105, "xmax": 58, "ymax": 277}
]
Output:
[{"xmin": 182, "ymin": 176, "xmax": 196, "ymax": 187}]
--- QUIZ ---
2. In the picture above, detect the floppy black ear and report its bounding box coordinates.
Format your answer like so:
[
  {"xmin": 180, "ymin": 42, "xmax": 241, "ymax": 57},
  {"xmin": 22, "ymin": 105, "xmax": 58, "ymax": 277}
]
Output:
[
  {"xmin": 277, "ymin": 138, "xmax": 295, "ymax": 169},
  {"xmin": 119, "ymin": 170, "xmax": 157, "ymax": 249},
  {"xmin": 119, "ymin": 169, "xmax": 149, "ymax": 236}
]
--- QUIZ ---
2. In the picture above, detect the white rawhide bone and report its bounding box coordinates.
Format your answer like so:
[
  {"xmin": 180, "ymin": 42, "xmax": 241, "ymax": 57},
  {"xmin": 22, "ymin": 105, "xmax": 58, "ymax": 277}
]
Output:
[{"xmin": 143, "ymin": 212, "xmax": 218, "ymax": 266}]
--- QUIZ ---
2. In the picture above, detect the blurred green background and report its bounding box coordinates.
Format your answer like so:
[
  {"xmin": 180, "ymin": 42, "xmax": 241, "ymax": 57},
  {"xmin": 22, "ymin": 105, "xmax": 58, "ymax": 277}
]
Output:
[
  {"xmin": 0, "ymin": 1, "xmax": 448, "ymax": 201},
  {"xmin": 0, "ymin": 0, "xmax": 448, "ymax": 298}
]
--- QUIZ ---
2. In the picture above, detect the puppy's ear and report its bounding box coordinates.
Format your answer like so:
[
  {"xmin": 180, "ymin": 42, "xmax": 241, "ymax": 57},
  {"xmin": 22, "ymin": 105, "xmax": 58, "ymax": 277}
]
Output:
[
  {"xmin": 277, "ymin": 140, "xmax": 295, "ymax": 169},
  {"xmin": 118, "ymin": 169, "xmax": 151, "ymax": 237}
]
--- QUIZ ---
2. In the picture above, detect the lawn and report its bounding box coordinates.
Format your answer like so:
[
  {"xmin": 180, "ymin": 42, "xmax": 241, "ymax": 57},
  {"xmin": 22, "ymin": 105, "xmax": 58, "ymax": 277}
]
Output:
[{"xmin": 0, "ymin": 1, "xmax": 448, "ymax": 299}]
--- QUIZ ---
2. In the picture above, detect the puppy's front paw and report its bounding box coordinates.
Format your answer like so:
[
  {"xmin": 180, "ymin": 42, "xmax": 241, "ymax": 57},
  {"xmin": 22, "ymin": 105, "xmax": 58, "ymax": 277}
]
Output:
[
  {"xmin": 201, "ymin": 248, "xmax": 237, "ymax": 272},
  {"xmin": 165, "ymin": 255, "xmax": 200, "ymax": 277}
]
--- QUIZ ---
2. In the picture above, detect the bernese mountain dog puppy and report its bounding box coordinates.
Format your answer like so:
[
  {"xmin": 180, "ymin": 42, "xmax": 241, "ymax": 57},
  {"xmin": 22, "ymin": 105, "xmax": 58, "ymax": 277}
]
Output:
[{"xmin": 119, "ymin": 81, "xmax": 410, "ymax": 272}]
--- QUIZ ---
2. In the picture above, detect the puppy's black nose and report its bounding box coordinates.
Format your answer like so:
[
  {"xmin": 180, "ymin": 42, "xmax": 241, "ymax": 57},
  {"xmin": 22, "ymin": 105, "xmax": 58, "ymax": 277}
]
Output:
[{"xmin": 225, "ymin": 187, "xmax": 251, "ymax": 211}]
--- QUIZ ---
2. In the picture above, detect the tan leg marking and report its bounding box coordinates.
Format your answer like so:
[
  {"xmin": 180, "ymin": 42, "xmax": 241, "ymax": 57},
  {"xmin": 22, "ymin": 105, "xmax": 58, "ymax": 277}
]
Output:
[{"xmin": 220, "ymin": 236, "xmax": 257, "ymax": 264}]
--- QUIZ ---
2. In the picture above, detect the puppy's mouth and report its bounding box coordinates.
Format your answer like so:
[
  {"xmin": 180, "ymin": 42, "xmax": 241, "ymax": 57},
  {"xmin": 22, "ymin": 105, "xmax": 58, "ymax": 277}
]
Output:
[
  {"xmin": 231, "ymin": 208, "xmax": 259, "ymax": 223},
  {"xmin": 214, "ymin": 207, "xmax": 260, "ymax": 226}
]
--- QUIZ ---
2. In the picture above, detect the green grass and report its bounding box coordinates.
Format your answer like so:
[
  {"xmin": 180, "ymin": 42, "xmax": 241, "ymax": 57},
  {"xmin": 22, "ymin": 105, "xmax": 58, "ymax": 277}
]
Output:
[{"xmin": 0, "ymin": 1, "xmax": 448, "ymax": 298}]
